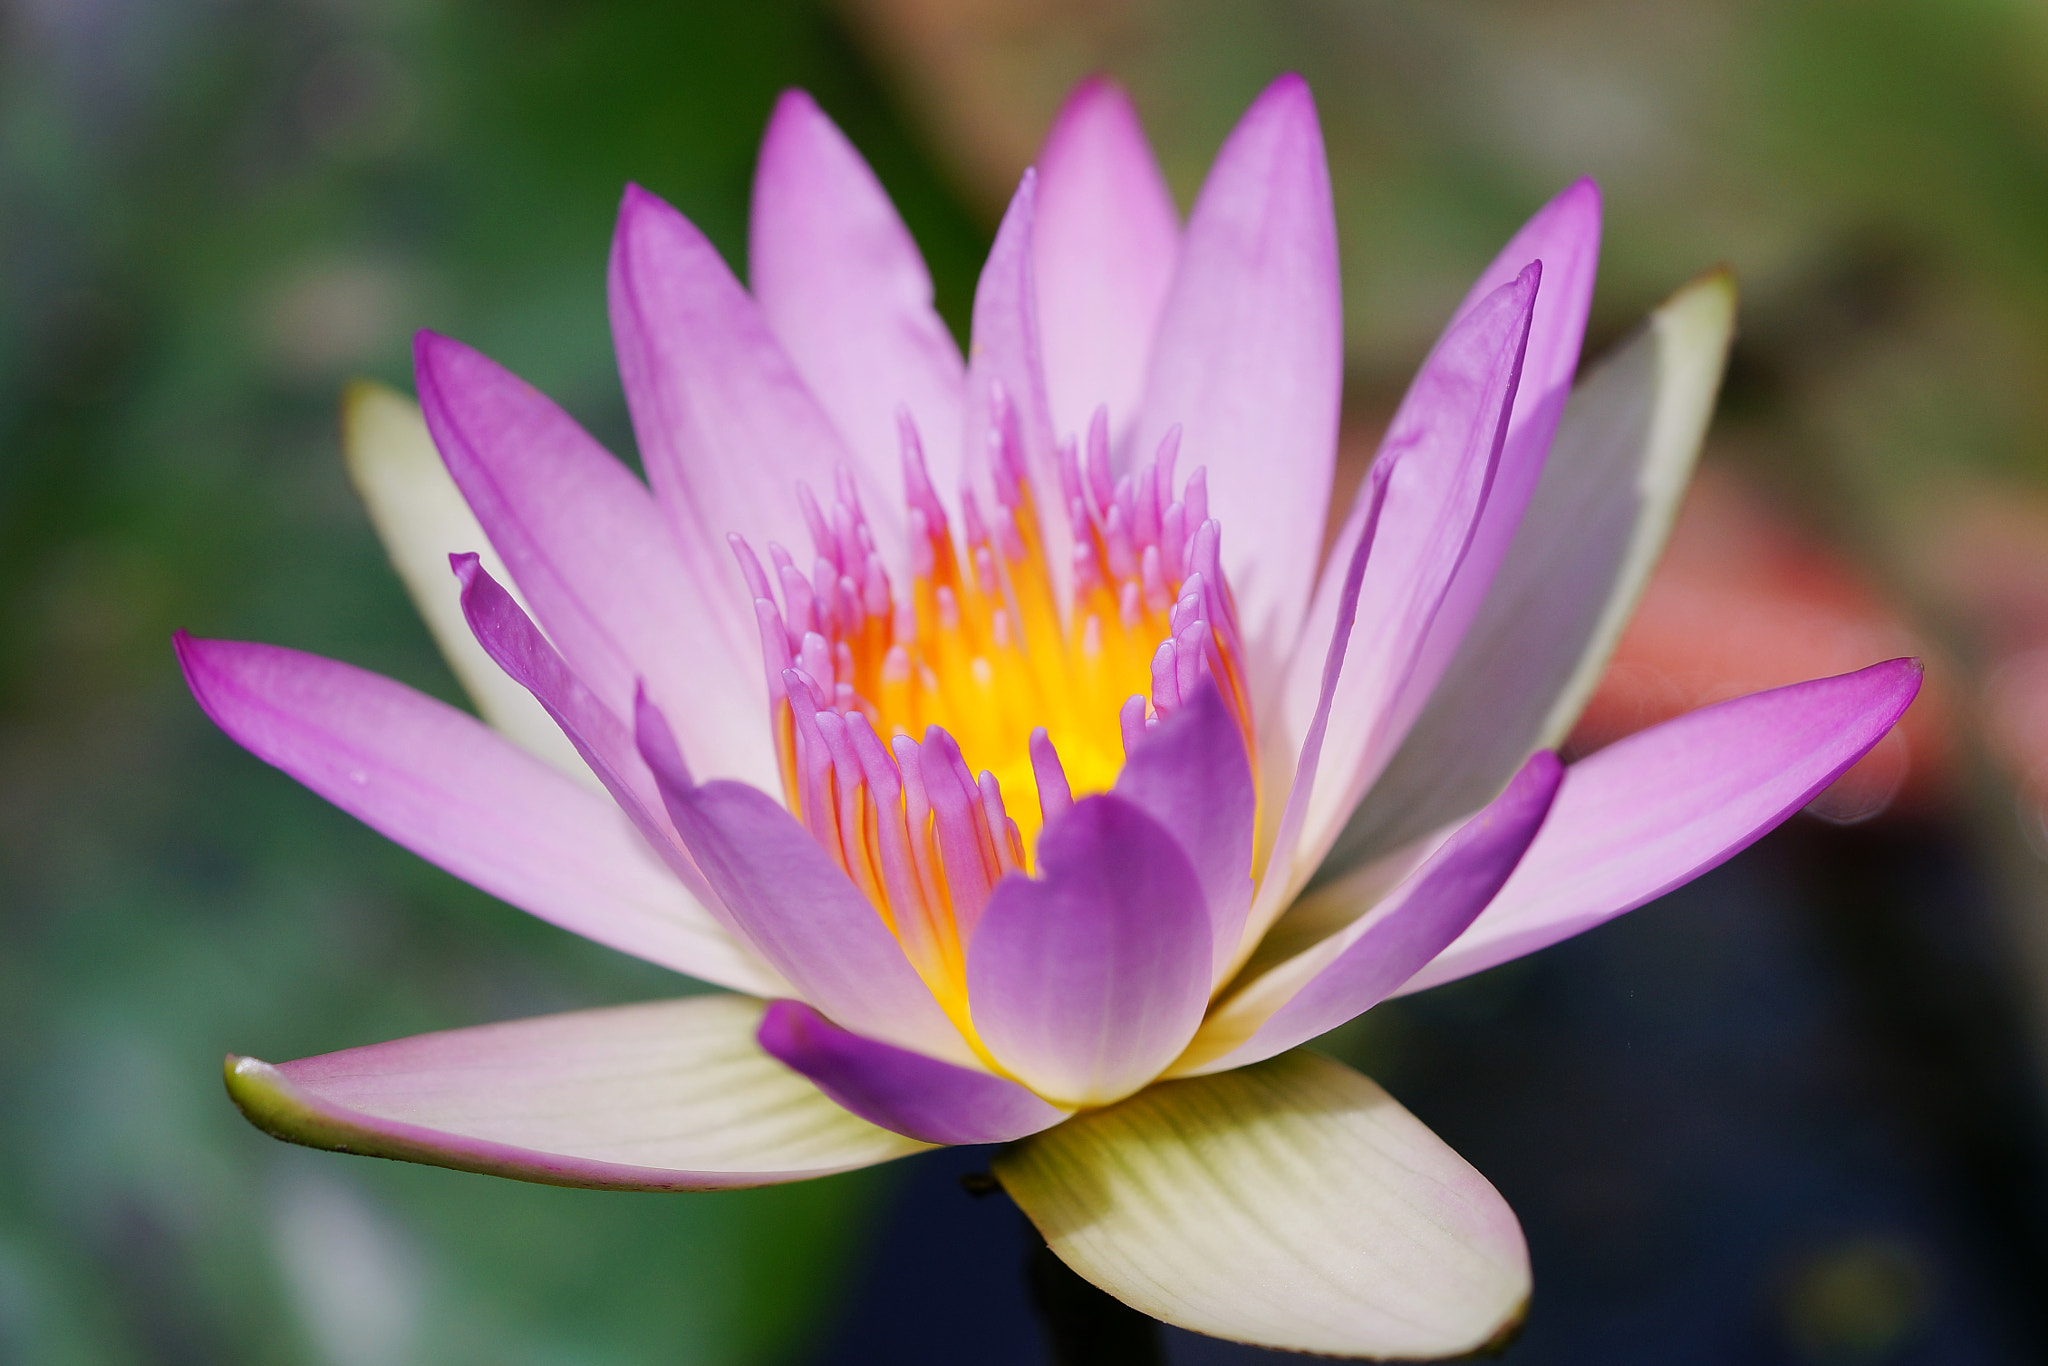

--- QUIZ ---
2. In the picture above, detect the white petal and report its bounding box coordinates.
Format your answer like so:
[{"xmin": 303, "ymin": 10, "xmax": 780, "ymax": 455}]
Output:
[
  {"xmin": 340, "ymin": 381, "xmax": 587, "ymax": 778},
  {"xmin": 228, "ymin": 994, "xmax": 930, "ymax": 1189},
  {"xmin": 995, "ymin": 1051, "xmax": 1528, "ymax": 1358}
]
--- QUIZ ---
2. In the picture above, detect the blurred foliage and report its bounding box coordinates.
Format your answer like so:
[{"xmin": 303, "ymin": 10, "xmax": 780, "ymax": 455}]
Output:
[{"xmin": 6, "ymin": 0, "xmax": 2048, "ymax": 1363}]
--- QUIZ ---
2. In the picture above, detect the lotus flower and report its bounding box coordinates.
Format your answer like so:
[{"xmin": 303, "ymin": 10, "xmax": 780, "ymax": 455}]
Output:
[{"xmin": 178, "ymin": 75, "xmax": 1919, "ymax": 1358}]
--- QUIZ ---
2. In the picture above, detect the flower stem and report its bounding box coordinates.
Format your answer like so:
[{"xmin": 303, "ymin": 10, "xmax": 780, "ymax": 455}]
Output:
[{"xmin": 1025, "ymin": 1232, "xmax": 1166, "ymax": 1365}]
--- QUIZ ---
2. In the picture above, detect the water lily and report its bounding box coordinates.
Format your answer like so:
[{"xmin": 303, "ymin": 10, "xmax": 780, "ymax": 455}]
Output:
[{"xmin": 179, "ymin": 74, "xmax": 1919, "ymax": 1358}]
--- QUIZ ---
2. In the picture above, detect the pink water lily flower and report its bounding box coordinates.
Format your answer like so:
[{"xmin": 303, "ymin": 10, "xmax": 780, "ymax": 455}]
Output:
[{"xmin": 179, "ymin": 75, "xmax": 1918, "ymax": 1358}]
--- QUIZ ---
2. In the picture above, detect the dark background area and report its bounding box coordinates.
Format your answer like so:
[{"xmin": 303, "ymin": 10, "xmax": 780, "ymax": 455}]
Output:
[{"xmin": 5, "ymin": 1, "xmax": 2048, "ymax": 1362}]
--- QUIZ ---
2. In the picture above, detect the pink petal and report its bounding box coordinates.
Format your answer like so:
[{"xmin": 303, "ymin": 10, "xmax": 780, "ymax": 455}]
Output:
[
  {"xmin": 1323, "ymin": 268, "xmax": 1731, "ymax": 880},
  {"xmin": 452, "ymin": 554, "xmax": 715, "ymax": 905},
  {"xmin": 226, "ymin": 995, "xmax": 929, "ymax": 1189},
  {"xmin": 633, "ymin": 693, "xmax": 970, "ymax": 1063},
  {"xmin": 1235, "ymin": 459, "xmax": 1396, "ymax": 970},
  {"xmin": 1406, "ymin": 182, "xmax": 1602, "ymax": 733},
  {"xmin": 757, "ymin": 999, "xmax": 1069, "ymax": 1145},
  {"xmin": 1112, "ymin": 681, "xmax": 1256, "ymax": 978},
  {"xmin": 413, "ymin": 332, "xmax": 773, "ymax": 788},
  {"xmin": 750, "ymin": 89, "xmax": 965, "ymax": 497},
  {"xmin": 1180, "ymin": 753, "xmax": 1561, "ymax": 1075},
  {"xmin": 175, "ymin": 633, "xmax": 779, "ymax": 995},
  {"xmin": 1032, "ymin": 77, "xmax": 1180, "ymax": 445},
  {"xmin": 1401, "ymin": 659, "xmax": 1923, "ymax": 994},
  {"xmin": 966, "ymin": 795, "xmax": 1211, "ymax": 1106},
  {"xmin": 963, "ymin": 170, "xmax": 1072, "ymax": 606},
  {"xmin": 608, "ymin": 185, "xmax": 897, "ymax": 585},
  {"xmin": 1280, "ymin": 265, "xmax": 1538, "ymax": 888},
  {"xmin": 1131, "ymin": 74, "xmax": 1342, "ymax": 711}
]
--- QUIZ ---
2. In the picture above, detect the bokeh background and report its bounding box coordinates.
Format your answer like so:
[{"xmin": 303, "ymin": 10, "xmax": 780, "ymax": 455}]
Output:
[{"xmin": 6, "ymin": 0, "xmax": 2048, "ymax": 1361}]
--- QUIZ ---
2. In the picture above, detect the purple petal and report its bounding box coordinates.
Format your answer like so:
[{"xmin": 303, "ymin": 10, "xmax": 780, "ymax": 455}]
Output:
[
  {"xmin": 758, "ymin": 999, "xmax": 1069, "ymax": 1145},
  {"xmin": 413, "ymin": 332, "xmax": 772, "ymax": 788},
  {"xmin": 1401, "ymin": 659, "xmax": 1924, "ymax": 994},
  {"xmin": 1032, "ymin": 77, "xmax": 1180, "ymax": 445},
  {"xmin": 966, "ymin": 795, "xmax": 1210, "ymax": 1105},
  {"xmin": 633, "ymin": 693, "xmax": 970, "ymax": 1063},
  {"xmin": 1181, "ymin": 753, "xmax": 1561, "ymax": 1075},
  {"xmin": 1408, "ymin": 182, "xmax": 1602, "ymax": 733},
  {"xmin": 226, "ymin": 995, "xmax": 929, "ymax": 1189},
  {"xmin": 750, "ymin": 89, "xmax": 964, "ymax": 497},
  {"xmin": 175, "ymin": 633, "xmax": 780, "ymax": 994},
  {"xmin": 1112, "ymin": 681, "xmax": 1256, "ymax": 977},
  {"xmin": 1324, "ymin": 269, "xmax": 1732, "ymax": 879},
  {"xmin": 607, "ymin": 184, "xmax": 897, "ymax": 584},
  {"xmin": 963, "ymin": 170, "xmax": 1072, "ymax": 605},
  {"xmin": 1279, "ymin": 265, "xmax": 1538, "ymax": 889},
  {"xmin": 453, "ymin": 554, "xmax": 720, "ymax": 906},
  {"xmin": 1131, "ymin": 74, "xmax": 1342, "ymax": 713}
]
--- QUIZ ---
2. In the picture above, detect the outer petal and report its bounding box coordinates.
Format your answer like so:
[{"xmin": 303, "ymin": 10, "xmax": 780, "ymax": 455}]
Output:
[
  {"xmin": 749, "ymin": 90, "xmax": 964, "ymax": 496},
  {"xmin": 1032, "ymin": 77, "xmax": 1179, "ymax": 445},
  {"xmin": 1175, "ymin": 753, "xmax": 1561, "ymax": 1077},
  {"xmin": 227, "ymin": 995, "xmax": 929, "ymax": 1189},
  {"xmin": 963, "ymin": 170, "xmax": 1072, "ymax": 608},
  {"xmin": 966, "ymin": 796, "xmax": 1211, "ymax": 1107},
  {"xmin": 608, "ymin": 185, "xmax": 897, "ymax": 587},
  {"xmin": 1279, "ymin": 265, "xmax": 1537, "ymax": 891},
  {"xmin": 176, "ymin": 634, "xmax": 778, "ymax": 994},
  {"xmin": 1112, "ymin": 682, "xmax": 1256, "ymax": 980},
  {"xmin": 1131, "ymin": 74, "xmax": 1342, "ymax": 712},
  {"xmin": 634, "ymin": 694, "xmax": 971, "ymax": 1064},
  {"xmin": 413, "ymin": 333, "xmax": 773, "ymax": 789},
  {"xmin": 1402, "ymin": 658, "xmax": 1923, "ymax": 994},
  {"xmin": 339, "ymin": 381, "xmax": 583, "ymax": 775},
  {"xmin": 994, "ymin": 1050, "xmax": 1527, "ymax": 1359},
  {"xmin": 757, "ymin": 1000, "xmax": 1069, "ymax": 1145},
  {"xmin": 1322, "ymin": 269, "xmax": 1735, "ymax": 880}
]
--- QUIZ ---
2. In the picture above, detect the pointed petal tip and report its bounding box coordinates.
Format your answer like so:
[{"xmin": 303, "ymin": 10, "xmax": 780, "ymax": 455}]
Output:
[
  {"xmin": 1049, "ymin": 72, "xmax": 1135, "ymax": 125},
  {"xmin": 1232, "ymin": 72, "xmax": 1322, "ymax": 149},
  {"xmin": 223, "ymin": 1052, "xmax": 317, "ymax": 1148},
  {"xmin": 1260, "ymin": 70, "xmax": 1313, "ymax": 106},
  {"xmin": 769, "ymin": 86, "xmax": 819, "ymax": 121}
]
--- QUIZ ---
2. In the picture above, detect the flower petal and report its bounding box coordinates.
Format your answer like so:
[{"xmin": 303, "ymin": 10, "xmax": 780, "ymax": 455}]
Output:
[
  {"xmin": 1132, "ymin": 74, "xmax": 1342, "ymax": 712},
  {"xmin": 1112, "ymin": 682, "xmax": 1256, "ymax": 980},
  {"xmin": 175, "ymin": 634, "xmax": 779, "ymax": 994},
  {"xmin": 413, "ymin": 332, "xmax": 773, "ymax": 789},
  {"xmin": 1322, "ymin": 269, "xmax": 1736, "ymax": 880},
  {"xmin": 1279, "ymin": 264, "xmax": 1538, "ymax": 891},
  {"xmin": 994, "ymin": 1050, "xmax": 1528, "ymax": 1358},
  {"xmin": 226, "ymin": 994, "xmax": 929, "ymax": 1189},
  {"xmin": 634, "ymin": 693, "xmax": 971, "ymax": 1063},
  {"xmin": 964, "ymin": 170, "xmax": 1072, "ymax": 607},
  {"xmin": 608, "ymin": 184, "xmax": 897, "ymax": 583},
  {"xmin": 339, "ymin": 381, "xmax": 583, "ymax": 774},
  {"xmin": 757, "ymin": 999, "xmax": 1069, "ymax": 1145},
  {"xmin": 1177, "ymin": 753, "xmax": 1561, "ymax": 1076},
  {"xmin": 749, "ymin": 89, "xmax": 964, "ymax": 496},
  {"xmin": 1403, "ymin": 182, "xmax": 1602, "ymax": 753},
  {"xmin": 965, "ymin": 795, "xmax": 1211, "ymax": 1107},
  {"xmin": 452, "ymin": 555, "xmax": 714, "ymax": 902},
  {"xmin": 1402, "ymin": 658, "xmax": 1923, "ymax": 994},
  {"xmin": 1032, "ymin": 77, "xmax": 1179, "ymax": 445}
]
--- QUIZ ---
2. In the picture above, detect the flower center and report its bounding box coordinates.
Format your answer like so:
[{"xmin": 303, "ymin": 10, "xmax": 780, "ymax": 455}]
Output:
[{"xmin": 734, "ymin": 393, "xmax": 1252, "ymax": 1034}]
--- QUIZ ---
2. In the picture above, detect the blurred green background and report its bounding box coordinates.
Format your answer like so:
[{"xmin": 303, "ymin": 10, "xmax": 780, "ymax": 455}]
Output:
[{"xmin": 6, "ymin": 1, "xmax": 2048, "ymax": 1363}]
